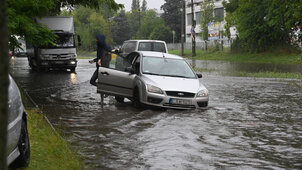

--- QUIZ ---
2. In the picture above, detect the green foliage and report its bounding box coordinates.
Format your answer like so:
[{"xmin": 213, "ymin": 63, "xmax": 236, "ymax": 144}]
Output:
[
  {"xmin": 140, "ymin": 10, "xmax": 165, "ymax": 39},
  {"xmin": 112, "ymin": 10, "xmax": 131, "ymax": 45},
  {"xmin": 199, "ymin": 0, "xmax": 215, "ymax": 41},
  {"xmin": 149, "ymin": 23, "xmax": 173, "ymax": 42},
  {"xmin": 224, "ymin": 0, "xmax": 302, "ymax": 52},
  {"xmin": 141, "ymin": 0, "xmax": 147, "ymax": 11},
  {"xmin": 131, "ymin": 0, "xmax": 140, "ymax": 11},
  {"xmin": 7, "ymin": 0, "xmax": 57, "ymax": 48},
  {"xmin": 126, "ymin": 10, "xmax": 140, "ymax": 39},
  {"xmin": 26, "ymin": 109, "xmax": 84, "ymax": 170},
  {"xmin": 7, "ymin": 0, "xmax": 123, "ymax": 50},
  {"xmin": 72, "ymin": 6, "xmax": 110, "ymax": 51},
  {"xmin": 161, "ymin": 0, "xmax": 182, "ymax": 43}
]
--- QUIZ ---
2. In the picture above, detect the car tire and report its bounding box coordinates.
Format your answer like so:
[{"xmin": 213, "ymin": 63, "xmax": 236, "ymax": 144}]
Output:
[
  {"xmin": 133, "ymin": 88, "xmax": 141, "ymax": 109},
  {"xmin": 11, "ymin": 118, "xmax": 30, "ymax": 168},
  {"xmin": 115, "ymin": 96, "xmax": 124, "ymax": 103}
]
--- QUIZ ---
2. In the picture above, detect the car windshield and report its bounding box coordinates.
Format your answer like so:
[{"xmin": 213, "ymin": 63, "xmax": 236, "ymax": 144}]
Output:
[{"xmin": 142, "ymin": 56, "xmax": 196, "ymax": 78}]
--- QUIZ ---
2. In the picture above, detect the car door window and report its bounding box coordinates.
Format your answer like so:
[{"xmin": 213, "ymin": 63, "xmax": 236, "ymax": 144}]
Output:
[
  {"xmin": 114, "ymin": 53, "xmax": 139, "ymax": 72},
  {"xmin": 122, "ymin": 42, "xmax": 137, "ymax": 54}
]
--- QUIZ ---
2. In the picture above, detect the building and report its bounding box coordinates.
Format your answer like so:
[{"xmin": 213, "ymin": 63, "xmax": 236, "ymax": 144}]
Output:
[{"xmin": 185, "ymin": 0, "xmax": 236, "ymax": 44}]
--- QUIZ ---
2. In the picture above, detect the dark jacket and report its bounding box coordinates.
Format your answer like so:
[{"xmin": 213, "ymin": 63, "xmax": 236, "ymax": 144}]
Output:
[{"xmin": 93, "ymin": 34, "xmax": 111, "ymax": 68}]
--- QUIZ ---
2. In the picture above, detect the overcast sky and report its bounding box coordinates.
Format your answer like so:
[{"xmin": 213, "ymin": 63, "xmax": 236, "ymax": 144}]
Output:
[{"xmin": 115, "ymin": 0, "xmax": 165, "ymax": 11}]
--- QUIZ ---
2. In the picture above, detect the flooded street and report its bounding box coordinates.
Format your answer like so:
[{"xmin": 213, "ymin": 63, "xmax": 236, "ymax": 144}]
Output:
[{"xmin": 10, "ymin": 57, "xmax": 302, "ymax": 169}]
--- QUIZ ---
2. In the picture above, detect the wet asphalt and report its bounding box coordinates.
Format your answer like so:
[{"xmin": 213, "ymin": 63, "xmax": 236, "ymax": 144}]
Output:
[{"xmin": 10, "ymin": 57, "xmax": 302, "ymax": 169}]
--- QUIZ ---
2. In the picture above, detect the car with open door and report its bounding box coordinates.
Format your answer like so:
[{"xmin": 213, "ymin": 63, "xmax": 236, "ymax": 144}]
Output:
[{"xmin": 97, "ymin": 51, "xmax": 209, "ymax": 109}]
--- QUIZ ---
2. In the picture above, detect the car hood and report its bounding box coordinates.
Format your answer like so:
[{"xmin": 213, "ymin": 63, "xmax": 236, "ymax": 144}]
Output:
[{"xmin": 141, "ymin": 74, "xmax": 206, "ymax": 93}]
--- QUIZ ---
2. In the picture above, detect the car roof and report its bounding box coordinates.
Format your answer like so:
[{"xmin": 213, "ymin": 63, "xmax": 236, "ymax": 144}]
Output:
[
  {"xmin": 139, "ymin": 51, "xmax": 183, "ymax": 60},
  {"xmin": 124, "ymin": 40, "xmax": 166, "ymax": 43}
]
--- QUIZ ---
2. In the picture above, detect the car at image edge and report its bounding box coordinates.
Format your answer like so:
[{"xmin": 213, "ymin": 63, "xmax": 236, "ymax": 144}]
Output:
[
  {"xmin": 6, "ymin": 75, "xmax": 30, "ymax": 168},
  {"xmin": 97, "ymin": 51, "xmax": 209, "ymax": 109}
]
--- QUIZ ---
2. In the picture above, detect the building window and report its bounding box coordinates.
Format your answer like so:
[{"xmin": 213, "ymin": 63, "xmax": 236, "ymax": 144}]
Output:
[
  {"xmin": 196, "ymin": 12, "xmax": 202, "ymax": 25},
  {"xmin": 187, "ymin": 13, "xmax": 192, "ymax": 26},
  {"xmin": 215, "ymin": 8, "xmax": 224, "ymax": 22}
]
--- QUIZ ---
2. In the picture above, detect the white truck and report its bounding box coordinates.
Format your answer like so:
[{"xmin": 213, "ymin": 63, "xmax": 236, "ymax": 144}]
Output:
[{"xmin": 26, "ymin": 16, "xmax": 80, "ymax": 72}]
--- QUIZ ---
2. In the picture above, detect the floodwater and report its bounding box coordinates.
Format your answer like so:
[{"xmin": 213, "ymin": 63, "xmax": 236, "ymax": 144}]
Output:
[{"xmin": 10, "ymin": 58, "xmax": 302, "ymax": 169}]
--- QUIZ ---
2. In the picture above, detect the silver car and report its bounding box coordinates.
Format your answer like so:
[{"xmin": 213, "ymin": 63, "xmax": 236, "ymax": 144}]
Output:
[
  {"xmin": 97, "ymin": 51, "xmax": 209, "ymax": 109},
  {"xmin": 6, "ymin": 75, "xmax": 30, "ymax": 168}
]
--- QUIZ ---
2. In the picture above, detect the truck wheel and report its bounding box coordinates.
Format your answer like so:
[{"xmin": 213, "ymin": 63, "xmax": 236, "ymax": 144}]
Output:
[
  {"xmin": 11, "ymin": 119, "xmax": 30, "ymax": 168},
  {"xmin": 70, "ymin": 67, "xmax": 76, "ymax": 72},
  {"xmin": 115, "ymin": 96, "xmax": 124, "ymax": 103}
]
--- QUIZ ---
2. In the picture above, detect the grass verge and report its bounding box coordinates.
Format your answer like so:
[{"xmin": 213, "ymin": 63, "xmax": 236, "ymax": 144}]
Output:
[
  {"xmin": 25, "ymin": 108, "xmax": 84, "ymax": 170},
  {"xmin": 170, "ymin": 48, "xmax": 302, "ymax": 65}
]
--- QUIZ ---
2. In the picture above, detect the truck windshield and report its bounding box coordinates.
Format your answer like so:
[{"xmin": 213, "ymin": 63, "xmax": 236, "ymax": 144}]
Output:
[
  {"xmin": 40, "ymin": 33, "xmax": 74, "ymax": 48},
  {"xmin": 55, "ymin": 33, "xmax": 74, "ymax": 47}
]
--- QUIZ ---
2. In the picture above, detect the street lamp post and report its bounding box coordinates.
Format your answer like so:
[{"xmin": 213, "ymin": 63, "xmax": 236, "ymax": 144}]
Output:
[
  {"xmin": 180, "ymin": 0, "xmax": 185, "ymax": 56},
  {"xmin": 191, "ymin": 0, "xmax": 196, "ymax": 57}
]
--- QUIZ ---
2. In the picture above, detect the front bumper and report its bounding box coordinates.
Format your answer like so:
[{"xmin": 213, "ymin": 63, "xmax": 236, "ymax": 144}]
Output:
[
  {"xmin": 39, "ymin": 59, "xmax": 77, "ymax": 68},
  {"xmin": 141, "ymin": 91, "xmax": 209, "ymax": 109}
]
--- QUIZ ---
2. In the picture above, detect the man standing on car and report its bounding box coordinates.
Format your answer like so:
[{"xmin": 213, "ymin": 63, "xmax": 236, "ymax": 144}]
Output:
[{"xmin": 89, "ymin": 33, "xmax": 111, "ymax": 104}]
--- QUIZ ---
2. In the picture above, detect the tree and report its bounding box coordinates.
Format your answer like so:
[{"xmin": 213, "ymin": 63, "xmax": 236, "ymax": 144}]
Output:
[
  {"xmin": 7, "ymin": 0, "xmax": 123, "ymax": 51},
  {"xmin": 140, "ymin": 10, "xmax": 164, "ymax": 39},
  {"xmin": 0, "ymin": 0, "xmax": 9, "ymax": 169},
  {"xmin": 222, "ymin": 0, "xmax": 237, "ymax": 40},
  {"xmin": 149, "ymin": 23, "xmax": 173, "ymax": 43},
  {"xmin": 112, "ymin": 10, "xmax": 131, "ymax": 45},
  {"xmin": 131, "ymin": 0, "xmax": 139, "ymax": 11},
  {"xmin": 199, "ymin": 0, "xmax": 214, "ymax": 41},
  {"xmin": 141, "ymin": 0, "xmax": 147, "ymax": 12},
  {"xmin": 161, "ymin": 0, "xmax": 182, "ymax": 43},
  {"xmin": 224, "ymin": 0, "xmax": 302, "ymax": 52}
]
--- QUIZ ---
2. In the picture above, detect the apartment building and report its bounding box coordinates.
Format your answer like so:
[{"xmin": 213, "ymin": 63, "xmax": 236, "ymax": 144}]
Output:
[{"xmin": 185, "ymin": 0, "xmax": 236, "ymax": 43}]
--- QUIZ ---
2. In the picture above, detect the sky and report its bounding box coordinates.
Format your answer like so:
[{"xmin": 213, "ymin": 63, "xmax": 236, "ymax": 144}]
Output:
[{"xmin": 115, "ymin": 0, "xmax": 165, "ymax": 11}]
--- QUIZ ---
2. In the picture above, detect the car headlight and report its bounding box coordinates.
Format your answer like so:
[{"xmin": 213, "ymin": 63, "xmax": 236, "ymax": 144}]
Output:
[
  {"xmin": 197, "ymin": 89, "xmax": 208, "ymax": 97},
  {"xmin": 147, "ymin": 84, "xmax": 163, "ymax": 94}
]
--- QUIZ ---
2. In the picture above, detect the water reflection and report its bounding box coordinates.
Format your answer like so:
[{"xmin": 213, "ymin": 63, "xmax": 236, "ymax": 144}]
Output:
[{"xmin": 70, "ymin": 73, "xmax": 77, "ymax": 84}]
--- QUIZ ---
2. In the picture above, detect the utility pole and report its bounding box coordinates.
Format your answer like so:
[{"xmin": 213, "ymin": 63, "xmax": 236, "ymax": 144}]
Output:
[
  {"xmin": 181, "ymin": 0, "xmax": 185, "ymax": 56},
  {"xmin": 138, "ymin": 8, "xmax": 142, "ymax": 39},
  {"xmin": 191, "ymin": 0, "xmax": 196, "ymax": 57}
]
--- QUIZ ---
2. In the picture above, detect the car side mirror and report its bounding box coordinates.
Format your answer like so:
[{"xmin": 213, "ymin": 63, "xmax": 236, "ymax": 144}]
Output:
[
  {"xmin": 111, "ymin": 48, "xmax": 120, "ymax": 54},
  {"xmin": 197, "ymin": 73, "xmax": 202, "ymax": 78},
  {"xmin": 125, "ymin": 67, "xmax": 135, "ymax": 74}
]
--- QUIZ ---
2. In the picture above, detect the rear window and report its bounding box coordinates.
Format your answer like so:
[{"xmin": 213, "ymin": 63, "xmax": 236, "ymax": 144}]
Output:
[
  {"xmin": 122, "ymin": 42, "xmax": 137, "ymax": 53},
  {"xmin": 138, "ymin": 42, "xmax": 166, "ymax": 53}
]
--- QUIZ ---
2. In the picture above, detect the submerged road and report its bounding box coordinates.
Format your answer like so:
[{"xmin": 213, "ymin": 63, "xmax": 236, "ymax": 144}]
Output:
[{"xmin": 10, "ymin": 57, "xmax": 302, "ymax": 169}]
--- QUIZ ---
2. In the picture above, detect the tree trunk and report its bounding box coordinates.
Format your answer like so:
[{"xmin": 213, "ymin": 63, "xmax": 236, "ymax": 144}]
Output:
[{"xmin": 0, "ymin": 0, "xmax": 9, "ymax": 169}]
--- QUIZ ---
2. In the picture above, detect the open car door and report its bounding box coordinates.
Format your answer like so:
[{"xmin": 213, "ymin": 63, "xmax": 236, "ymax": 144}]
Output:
[{"xmin": 97, "ymin": 52, "xmax": 140, "ymax": 98}]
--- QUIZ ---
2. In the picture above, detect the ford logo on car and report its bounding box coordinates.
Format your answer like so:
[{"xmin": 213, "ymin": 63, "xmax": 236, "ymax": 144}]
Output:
[{"xmin": 178, "ymin": 93, "xmax": 185, "ymax": 96}]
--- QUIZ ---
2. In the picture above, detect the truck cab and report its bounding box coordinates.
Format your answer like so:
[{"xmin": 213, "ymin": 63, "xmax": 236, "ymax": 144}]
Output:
[{"xmin": 26, "ymin": 16, "xmax": 78, "ymax": 72}]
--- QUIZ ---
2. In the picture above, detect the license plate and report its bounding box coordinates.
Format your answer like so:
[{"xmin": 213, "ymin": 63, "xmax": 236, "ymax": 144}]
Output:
[
  {"xmin": 169, "ymin": 98, "xmax": 192, "ymax": 105},
  {"xmin": 54, "ymin": 61, "xmax": 64, "ymax": 64}
]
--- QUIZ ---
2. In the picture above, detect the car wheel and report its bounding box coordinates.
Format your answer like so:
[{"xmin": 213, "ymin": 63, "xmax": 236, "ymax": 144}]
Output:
[
  {"xmin": 11, "ymin": 118, "xmax": 30, "ymax": 168},
  {"xmin": 133, "ymin": 88, "xmax": 141, "ymax": 109},
  {"xmin": 115, "ymin": 96, "xmax": 124, "ymax": 103}
]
